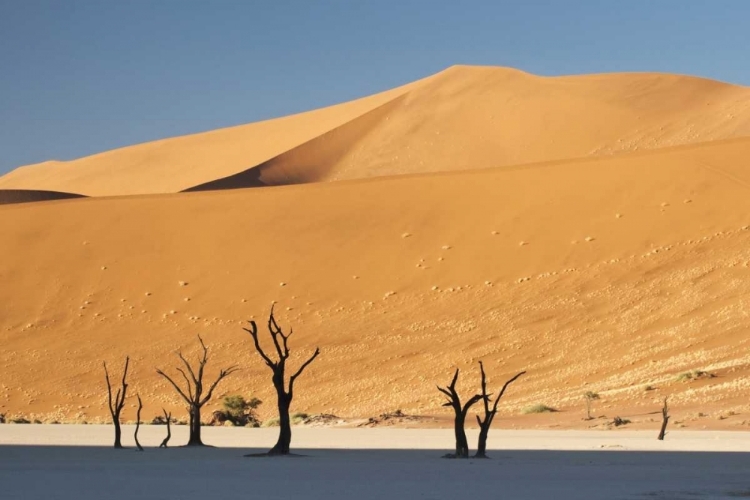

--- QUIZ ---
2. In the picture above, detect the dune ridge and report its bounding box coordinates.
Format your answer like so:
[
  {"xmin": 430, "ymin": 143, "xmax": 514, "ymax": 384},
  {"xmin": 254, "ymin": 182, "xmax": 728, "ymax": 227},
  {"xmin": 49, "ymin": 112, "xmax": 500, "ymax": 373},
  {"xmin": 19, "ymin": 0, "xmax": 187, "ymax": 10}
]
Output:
[{"xmin": 2, "ymin": 65, "xmax": 750, "ymax": 196}]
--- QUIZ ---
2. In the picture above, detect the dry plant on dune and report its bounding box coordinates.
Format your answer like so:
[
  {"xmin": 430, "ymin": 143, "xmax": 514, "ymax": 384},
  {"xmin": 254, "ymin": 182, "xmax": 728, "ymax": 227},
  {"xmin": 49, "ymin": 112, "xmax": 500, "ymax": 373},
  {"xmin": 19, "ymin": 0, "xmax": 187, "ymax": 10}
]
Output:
[
  {"xmin": 156, "ymin": 336, "xmax": 239, "ymax": 446},
  {"xmin": 243, "ymin": 305, "xmax": 320, "ymax": 456}
]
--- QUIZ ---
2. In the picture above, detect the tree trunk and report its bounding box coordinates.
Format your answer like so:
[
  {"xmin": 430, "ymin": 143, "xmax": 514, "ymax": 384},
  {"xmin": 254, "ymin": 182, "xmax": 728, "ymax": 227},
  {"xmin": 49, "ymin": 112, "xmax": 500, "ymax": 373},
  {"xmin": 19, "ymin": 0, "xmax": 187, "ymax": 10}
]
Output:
[
  {"xmin": 454, "ymin": 412, "xmax": 469, "ymax": 458},
  {"xmin": 113, "ymin": 418, "xmax": 123, "ymax": 449},
  {"xmin": 475, "ymin": 422, "xmax": 490, "ymax": 458},
  {"xmin": 187, "ymin": 405, "xmax": 203, "ymax": 446},
  {"xmin": 270, "ymin": 394, "xmax": 291, "ymax": 455},
  {"xmin": 658, "ymin": 398, "xmax": 669, "ymax": 441}
]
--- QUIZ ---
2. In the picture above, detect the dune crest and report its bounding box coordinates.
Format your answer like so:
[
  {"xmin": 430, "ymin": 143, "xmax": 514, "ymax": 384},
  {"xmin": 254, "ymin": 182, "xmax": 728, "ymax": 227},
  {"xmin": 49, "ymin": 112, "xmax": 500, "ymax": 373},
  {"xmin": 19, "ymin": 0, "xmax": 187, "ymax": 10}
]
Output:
[{"xmin": 2, "ymin": 65, "xmax": 750, "ymax": 196}]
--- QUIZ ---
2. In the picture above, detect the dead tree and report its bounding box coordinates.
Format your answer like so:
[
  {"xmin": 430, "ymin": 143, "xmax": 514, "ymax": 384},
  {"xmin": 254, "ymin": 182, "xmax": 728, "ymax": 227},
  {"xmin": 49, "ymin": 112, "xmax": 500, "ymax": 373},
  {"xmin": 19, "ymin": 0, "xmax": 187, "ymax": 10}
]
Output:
[
  {"xmin": 159, "ymin": 409, "xmax": 172, "ymax": 448},
  {"xmin": 156, "ymin": 336, "xmax": 238, "ymax": 446},
  {"xmin": 134, "ymin": 394, "xmax": 144, "ymax": 451},
  {"xmin": 437, "ymin": 368, "xmax": 486, "ymax": 458},
  {"xmin": 657, "ymin": 397, "xmax": 670, "ymax": 440},
  {"xmin": 474, "ymin": 362, "xmax": 525, "ymax": 458},
  {"xmin": 243, "ymin": 305, "xmax": 320, "ymax": 455},
  {"xmin": 103, "ymin": 356, "xmax": 130, "ymax": 449}
]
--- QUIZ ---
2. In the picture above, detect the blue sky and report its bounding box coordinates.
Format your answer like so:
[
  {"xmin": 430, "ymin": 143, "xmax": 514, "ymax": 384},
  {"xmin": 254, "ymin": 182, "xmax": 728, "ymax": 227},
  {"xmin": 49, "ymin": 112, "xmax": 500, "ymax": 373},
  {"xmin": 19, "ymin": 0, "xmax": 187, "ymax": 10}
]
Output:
[{"xmin": 1, "ymin": 0, "xmax": 749, "ymax": 175}]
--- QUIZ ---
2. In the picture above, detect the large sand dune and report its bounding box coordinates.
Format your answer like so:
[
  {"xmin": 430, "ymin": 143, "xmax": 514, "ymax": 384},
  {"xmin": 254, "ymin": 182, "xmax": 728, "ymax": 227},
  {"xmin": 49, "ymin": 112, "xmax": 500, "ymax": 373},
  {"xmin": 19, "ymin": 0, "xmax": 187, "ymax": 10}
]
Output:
[
  {"xmin": 1, "ymin": 137, "xmax": 750, "ymax": 426},
  {"xmin": 2, "ymin": 66, "xmax": 750, "ymax": 196}
]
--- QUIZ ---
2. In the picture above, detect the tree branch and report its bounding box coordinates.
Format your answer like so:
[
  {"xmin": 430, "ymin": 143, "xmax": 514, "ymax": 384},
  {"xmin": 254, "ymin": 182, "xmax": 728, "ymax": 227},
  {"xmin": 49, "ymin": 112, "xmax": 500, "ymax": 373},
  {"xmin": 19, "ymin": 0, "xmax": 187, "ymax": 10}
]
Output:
[
  {"xmin": 155, "ymin": 368, "xmax": 192, "ymax": 404},
  {"xmin": 244, "ymin": 320, "xmax": 276, "ymax": 368},
  {"xmin": 288, "ymin": 347, "xmax": 320, "ymax": 395}
]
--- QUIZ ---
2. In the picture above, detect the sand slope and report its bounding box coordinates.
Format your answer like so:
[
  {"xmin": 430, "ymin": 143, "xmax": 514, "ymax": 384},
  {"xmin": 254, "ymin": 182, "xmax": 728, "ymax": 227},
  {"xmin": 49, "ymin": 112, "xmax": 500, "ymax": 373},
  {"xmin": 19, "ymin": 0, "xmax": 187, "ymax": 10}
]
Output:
[
  {"xmin": 1, "ymin": 137, "xmax": 750, "ymax": 426},
  {"xmin": 2, "ymin": 66, "xmax": 750, "ymax": 196}
]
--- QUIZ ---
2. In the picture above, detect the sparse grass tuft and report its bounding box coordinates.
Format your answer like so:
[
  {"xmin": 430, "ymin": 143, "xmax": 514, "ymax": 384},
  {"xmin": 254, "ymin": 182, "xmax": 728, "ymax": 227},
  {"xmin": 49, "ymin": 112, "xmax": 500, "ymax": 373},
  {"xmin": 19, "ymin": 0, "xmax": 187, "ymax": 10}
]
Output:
[
  {"xmin": 522, "ymin": 404, "xmax": 557, "ymax": 414},
  {"xmin": 291, "ymin": 412, "xmax": 309, "ymax": 425},
  {"xmin": 676, "ymin": 370, "xmax": 716, "ymax": 382},
  {"xmin": 261, "ymin": 417, "xmax": 280, "ymax": 427}
]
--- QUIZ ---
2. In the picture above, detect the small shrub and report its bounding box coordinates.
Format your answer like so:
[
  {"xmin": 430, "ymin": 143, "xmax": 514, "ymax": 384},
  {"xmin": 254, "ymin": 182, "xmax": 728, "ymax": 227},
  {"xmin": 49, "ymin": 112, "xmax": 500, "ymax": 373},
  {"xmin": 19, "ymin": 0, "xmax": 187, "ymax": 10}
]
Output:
[
  {"xmin": 212, "ymin": 395, "xmax": 262, "ymax": 427},
  {"xmin": 612, "ymin": 416, "xmax": 631, "ymax": 426},
  {"xmin": 291, "ymin": 412, "xmax": 309, "ymax": 425},
  {"xmin": 644, "ymin": 385, "xmax": 655, "ymax": 391},
  {"xmin": 676, "ymin": 370, "xmax": 716, "ymax": 382},
  {"xmin": 10, "ymin": 417, "xmax": 31, "ymax": 424},
  {"xmin": 262, "ymin": 417, "xmax": 280, "ymax": 427},
  {"xmin": 522, "ymin": 404, "xmax": 557, "ymax": 414},
  {"xmin": 0, "ymin": 413, "xmax": 5, "ymax": 424}
]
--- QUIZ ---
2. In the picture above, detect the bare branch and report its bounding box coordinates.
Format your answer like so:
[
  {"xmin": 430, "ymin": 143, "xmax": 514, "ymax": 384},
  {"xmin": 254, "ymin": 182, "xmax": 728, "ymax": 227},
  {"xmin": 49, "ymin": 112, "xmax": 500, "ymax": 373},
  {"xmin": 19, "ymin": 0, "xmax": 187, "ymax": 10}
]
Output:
[
  {"xmin": 155, "ymin": 368, "xmax": 192, "ymax": 404},
  {"xmin": 199, "ymin": 365, "xmax": 240, "ymax": 406},
  {"xmin": 244, "ymin": 320, "xmax": 276, "ymax": 368},
  {"xmin": 175, "ymin": 367, "xmax": 195, "ymax": 401},
  {"xmin": 491, "ymin": 371, "xmax": 526, "ymax": 414},
  {"xmin": 288, "ymin": 347, "xmax": 320, "ymax": 394},
  {"xmin": 177, "ymin": 351, "xmax": 199, "ymax": 386}
]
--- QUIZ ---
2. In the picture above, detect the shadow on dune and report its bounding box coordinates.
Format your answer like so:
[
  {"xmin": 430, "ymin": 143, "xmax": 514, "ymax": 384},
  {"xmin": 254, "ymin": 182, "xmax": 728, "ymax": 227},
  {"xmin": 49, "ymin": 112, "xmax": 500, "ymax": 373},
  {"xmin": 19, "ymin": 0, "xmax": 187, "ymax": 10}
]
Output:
[
  {"xmin": 183, "ymin": 93, "xmax": 410, "ymax": 193},
  {"xmin": 0, "ymin": 189, "xmax": 86, "ymax": 205}
]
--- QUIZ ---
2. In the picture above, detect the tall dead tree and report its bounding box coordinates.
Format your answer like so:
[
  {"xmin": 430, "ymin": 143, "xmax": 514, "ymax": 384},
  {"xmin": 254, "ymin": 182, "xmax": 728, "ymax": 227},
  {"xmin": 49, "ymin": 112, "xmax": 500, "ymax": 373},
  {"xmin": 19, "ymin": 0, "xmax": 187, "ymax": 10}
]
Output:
[
  {"xmin": 475, "ymin": 362, "xmax": 525, "ymax": 458},
  {"xmin": 159, "ymin": 409, "xmax": 172, "ymax": 448},
  {"xmin": 103, "ymin": 356, "xmax": 130, "ymax": 449},
  {"xmin": 134, "ymin": 394, "xmax": 144, "ymax": 451},
  {"xmin": 244, "ymin": 305, "xmax": 320, "ymax": 455},
  {"xmin": 437, "ymin": 368, "xmax": 486, "ymax": 458},
  {"xmin": 156, "ymin": 336, "xmax": 238, "ymax": 446},
  {"xmin": 657, "ymin": 397, "xmax": 670, "ymax": 440}
]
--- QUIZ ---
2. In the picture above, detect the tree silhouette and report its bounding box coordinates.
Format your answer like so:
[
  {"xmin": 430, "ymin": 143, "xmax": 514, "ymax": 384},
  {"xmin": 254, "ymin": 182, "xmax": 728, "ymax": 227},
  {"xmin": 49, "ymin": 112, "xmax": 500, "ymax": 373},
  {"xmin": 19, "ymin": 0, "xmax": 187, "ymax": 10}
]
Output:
[
  {"xmin": 134, "ymin": 394, "xmax": 144, "ymax": 451},
  {"xmin": 437, "ymin": 368, "xmax": 485, "ymax": 458},
  {"xmin": 159, "ymin": 409, "xmax": 172, "ymax": 448},
  {"xmin": 103, "ymin": 356, "xmax": 130, "ymax": 449},
  {"xmin": 243, "ymin": 305, "xmax": 320, "ymax": 455},
  {"xmin": 156, "ymin": 336, "xmax": 238, "ymax": 446},
  {"xmin": 657, "ymin": 397, "xmax": 670, "ymax": 440},
  {"xmin": 474, "ymin": 362, "xmax": 525, "ymax": 458}
]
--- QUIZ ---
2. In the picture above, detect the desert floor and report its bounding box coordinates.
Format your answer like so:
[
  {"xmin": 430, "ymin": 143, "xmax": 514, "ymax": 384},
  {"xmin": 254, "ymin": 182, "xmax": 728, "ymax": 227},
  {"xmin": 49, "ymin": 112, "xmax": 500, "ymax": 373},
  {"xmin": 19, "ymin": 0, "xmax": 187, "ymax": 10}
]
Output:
[{"xmin": 1, "ymin": 425, "xmax": 750, "ymax": 499}]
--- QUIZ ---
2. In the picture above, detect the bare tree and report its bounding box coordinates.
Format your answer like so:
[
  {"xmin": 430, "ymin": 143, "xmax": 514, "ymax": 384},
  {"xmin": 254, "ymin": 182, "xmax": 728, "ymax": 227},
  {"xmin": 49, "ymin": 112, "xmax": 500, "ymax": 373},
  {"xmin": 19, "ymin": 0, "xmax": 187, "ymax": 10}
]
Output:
[
  {"xmin": 103, "ymin": 356, "xmax": 130, "ymax": 449},
  {"xmin": 437, "ymin": 368, "xmax": 486, "ymax": 458},
  {"xmin": 159, "ymin": 409, "xmax": 172, "ymax": 448},
  {"xmin": 474, "ymin": 362, "xmax": 525, "ymax": 458},
  {"xmin": 657, "ymin": 397, "xmax": 670, "ymax": 440},
  {"xmin": 134, "ymin": 394, "xmax": 144, "ymax": 451},
  {"xmin": 156, "ymin": 336, "xmax": 238, "ymax": 446},
  {"xmin": 243, "ymin": 305, "xmax": 320, "ymax": 455}
]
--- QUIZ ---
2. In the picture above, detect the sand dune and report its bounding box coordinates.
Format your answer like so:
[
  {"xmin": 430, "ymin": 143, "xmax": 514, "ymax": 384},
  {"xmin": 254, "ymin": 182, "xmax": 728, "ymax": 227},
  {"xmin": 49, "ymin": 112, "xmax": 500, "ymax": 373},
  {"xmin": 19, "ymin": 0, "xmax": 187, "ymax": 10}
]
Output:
[
  {"xmin": 1, "ymin": 137, "xmax": 750, "ymax": 426},
  {"xmin": 2, "ymin": 66, "xmax": 750, "ymax": 196}
]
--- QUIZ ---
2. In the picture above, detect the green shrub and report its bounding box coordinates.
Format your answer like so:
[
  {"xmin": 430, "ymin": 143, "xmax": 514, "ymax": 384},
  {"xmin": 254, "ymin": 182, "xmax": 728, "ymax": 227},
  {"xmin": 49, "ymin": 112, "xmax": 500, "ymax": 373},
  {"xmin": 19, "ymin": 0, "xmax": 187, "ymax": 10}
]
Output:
[
  {"xmin": 522, "ymin": 404, "xmax": 557, "ymax": 414},
  {"xmin": 213, "ymin": 395, "xmax": 263, "ymax": 427}
]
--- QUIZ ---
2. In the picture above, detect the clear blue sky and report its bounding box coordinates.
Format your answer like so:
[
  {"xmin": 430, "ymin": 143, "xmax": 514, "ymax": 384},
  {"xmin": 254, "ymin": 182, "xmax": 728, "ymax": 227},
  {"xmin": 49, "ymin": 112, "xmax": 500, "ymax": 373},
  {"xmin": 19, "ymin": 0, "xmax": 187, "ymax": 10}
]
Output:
[{"xmin": 1, "ymin": 0, "xmax": 749, "ymax": 175}]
